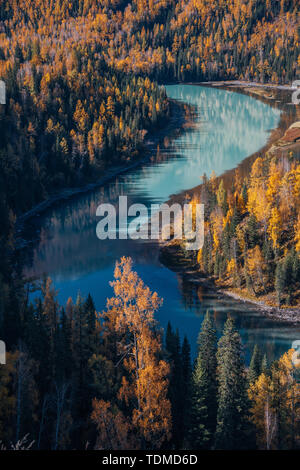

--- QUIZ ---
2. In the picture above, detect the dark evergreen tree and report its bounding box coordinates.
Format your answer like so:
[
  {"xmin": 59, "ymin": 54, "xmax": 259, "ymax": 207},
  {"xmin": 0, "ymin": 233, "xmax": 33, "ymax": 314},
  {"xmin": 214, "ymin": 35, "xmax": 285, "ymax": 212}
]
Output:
[
  {"xmin": 188, "ymin": 312, "xmax": 217, "ymax": 449},
  {"xmin": 84, "ymin": 293, "xmax": 98, "ymax": 356},
  {"xmin": 165, "ymin": 323, "xmax": 183, "ymax": 448},
  {"xmin": 248, "ymin": 345, "xmax": 262, "ymax": 385},
  {"xmin": 246, "ymin": 214, "xmax": 259, "ymax": 249},
  {"xmin": 181, "ymin": 335, "xmax": 192, "ymax": 444},
  {"xmin": 261, "ymin": 353, "xmax": 268, "ymax": 375}
]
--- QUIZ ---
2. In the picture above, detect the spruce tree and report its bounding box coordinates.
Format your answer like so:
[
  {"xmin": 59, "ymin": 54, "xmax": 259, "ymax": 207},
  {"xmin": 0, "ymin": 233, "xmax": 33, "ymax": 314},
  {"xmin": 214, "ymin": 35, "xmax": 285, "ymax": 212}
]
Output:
[
  {"xmin": 84, "ymin": 293, "xmax": 98, "ymax": 356},
  {"xmin": 215, "ymin": 316, "xmax": 250, "ymax": 450},
  {"xmin": 181, "ymin": 335, "xmax": 192, "ymax": 444},
  {"xmin": 188, "ymin": 312, "xmax": 217, "ymax": 449},
  {"xmin": 248, "ymin": 345, "xmax": 262, "ymax": 385},
  {"xmin": 165, "ymin": 323, "xmax": 183, "ymax": 447},
  {"xmin": 246, "ymin": 214, "xmax": 259, "ymax": 249}
]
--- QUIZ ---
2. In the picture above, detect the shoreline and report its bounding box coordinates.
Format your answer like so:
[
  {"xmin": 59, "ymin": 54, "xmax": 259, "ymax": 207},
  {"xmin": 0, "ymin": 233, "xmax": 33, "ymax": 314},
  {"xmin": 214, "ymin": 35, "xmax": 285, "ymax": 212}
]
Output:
[{"xmin": 168, "ymin": 81, "xmax": 297, "ymax": 201}]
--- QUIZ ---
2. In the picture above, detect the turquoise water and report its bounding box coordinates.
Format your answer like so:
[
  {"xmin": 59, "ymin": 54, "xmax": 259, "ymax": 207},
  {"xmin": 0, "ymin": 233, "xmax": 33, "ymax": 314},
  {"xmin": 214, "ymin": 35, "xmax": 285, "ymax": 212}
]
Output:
[{"xmin": 24, "ymin": 84, "xmax": 300, "ymax": 362}]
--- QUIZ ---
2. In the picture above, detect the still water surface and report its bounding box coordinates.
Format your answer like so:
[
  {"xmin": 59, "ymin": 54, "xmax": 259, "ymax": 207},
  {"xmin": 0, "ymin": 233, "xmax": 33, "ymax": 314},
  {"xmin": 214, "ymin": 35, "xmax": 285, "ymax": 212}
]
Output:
[{"xmin": 24, "ymin": 84, "xmax": 300, "ymax": 362}]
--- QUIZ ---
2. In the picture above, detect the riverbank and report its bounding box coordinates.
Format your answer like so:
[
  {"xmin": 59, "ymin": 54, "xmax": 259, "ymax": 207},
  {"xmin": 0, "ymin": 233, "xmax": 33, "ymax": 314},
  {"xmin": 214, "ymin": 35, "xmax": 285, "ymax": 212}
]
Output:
[
  {"xmin": 160, "ymin": 240, "xmax": 300, "ymax": 324},
  {"xmin": 160, "ymin": 84, "xmax": 300, "ymax": 324}
]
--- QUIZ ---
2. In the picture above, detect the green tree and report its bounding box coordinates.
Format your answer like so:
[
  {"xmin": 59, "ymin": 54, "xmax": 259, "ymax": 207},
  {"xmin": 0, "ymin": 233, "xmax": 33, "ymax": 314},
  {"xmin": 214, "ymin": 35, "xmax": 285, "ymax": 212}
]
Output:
[
  {"xmin": 215, "ymin": 316, "xmax": 250, "ymax": 449},
  {"xmin": 248, "ymin": 345, "xmax": 263, "ymax": 385},
  {"xmin": 165, "ymin": 323, "xmax": 183, "ymax": 448},
  {"xmin": 261, "ymin": 354, "xmax": 268, "ymax": 375},
  {"xmin": 181, "ymin": 335, "xmax": 192, "ymax": 445},
  {"xmin": 216, "ymin": 180, "xmax": 227, "ymax": 214},
  {"xmin": 188, "ymin": 312, "xmax": 217, "ymax": 449}
]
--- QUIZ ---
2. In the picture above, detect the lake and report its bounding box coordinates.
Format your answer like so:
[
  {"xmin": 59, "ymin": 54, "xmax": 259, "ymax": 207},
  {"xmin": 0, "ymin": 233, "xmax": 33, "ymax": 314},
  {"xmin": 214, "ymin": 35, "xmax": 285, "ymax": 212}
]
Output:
[{"xmin": 24, "ymin": 84, "xmax": 300, "ymax": 362}]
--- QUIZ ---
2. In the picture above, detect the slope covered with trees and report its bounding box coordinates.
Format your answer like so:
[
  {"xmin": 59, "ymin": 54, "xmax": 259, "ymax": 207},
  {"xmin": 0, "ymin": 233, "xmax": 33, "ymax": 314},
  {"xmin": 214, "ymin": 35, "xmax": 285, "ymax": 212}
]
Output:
[
  {"xmin": 0, "ymin": 0, "xmax": 298, "ymax": 313},
  {"xmin": 0, "ymin": 0, "xmax": 300, "ymax": 451},
  {"xmin": 0, "ymin": 0, "xmax": 298, "ymax": 216},
  {"xmin": 182, "ymin": 148, "xmax": 300, "ymax": 308}
]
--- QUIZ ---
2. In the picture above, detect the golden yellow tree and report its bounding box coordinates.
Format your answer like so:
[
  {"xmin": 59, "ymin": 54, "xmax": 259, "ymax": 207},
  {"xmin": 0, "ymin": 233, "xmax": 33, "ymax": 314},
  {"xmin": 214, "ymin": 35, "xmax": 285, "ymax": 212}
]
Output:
[
  {"xmin": 266, "ymin": 160, "xmax": 281, "ymax": 204},
  {"xmin": 249, "ymin": 373, "xmax": 276, "ymax": 449},
  {"xmin": 98, "ymin": 257, "xmax": 171, "ymax": 448},
  {"xmin": 294, "ymin": 214, "xmax": 300, "ymax": 252},
  {"xmin": 91, "ymin": 399, "xmax": 133, "ymax": 450},
  {"xmin": 268, "ymin": 207, "xmax": 282, "ymax": 251},
  {"xmin": 249, "ymin": 349, "xmax": 300, "ymax": 449}
]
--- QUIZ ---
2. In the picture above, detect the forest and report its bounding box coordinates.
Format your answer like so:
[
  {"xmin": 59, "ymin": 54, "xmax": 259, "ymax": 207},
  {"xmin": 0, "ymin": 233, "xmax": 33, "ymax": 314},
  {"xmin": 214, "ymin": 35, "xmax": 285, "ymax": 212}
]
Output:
[
  {"xmin": 0, "ymin": 0, "xmax": 299, "ymax": 451},
  {"xmin": 1, "ymin": 257, "xmax": 299, "ymax": 450},
  {"xmin": 172, "ymin": 151, "xmax": 300, "ymax": 309}
]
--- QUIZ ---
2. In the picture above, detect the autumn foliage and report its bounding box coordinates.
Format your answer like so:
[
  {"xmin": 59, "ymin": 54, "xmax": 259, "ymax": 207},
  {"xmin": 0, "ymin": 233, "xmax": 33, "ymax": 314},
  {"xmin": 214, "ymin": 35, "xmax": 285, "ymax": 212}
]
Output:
[
  {"xmin": 92, "ymin": 257, "xmax": 171, "ymax": 449},
  {"xmin": 190, "ymin": 150, "xmax": 300, "ymax": 306}
]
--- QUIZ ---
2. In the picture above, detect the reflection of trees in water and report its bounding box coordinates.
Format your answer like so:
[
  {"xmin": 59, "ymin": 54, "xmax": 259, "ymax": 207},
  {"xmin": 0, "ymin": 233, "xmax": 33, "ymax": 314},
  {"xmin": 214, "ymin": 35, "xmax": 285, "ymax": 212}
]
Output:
[
  {"xmin": 177, "ymin": 277, "xmax": 200, "ymax": 312},
  {"xmin": 22, "ymin": 135, "xmax": 183, "ymax": 280},
  {"xmin": 24, "ymin": 225, "xmax": 162, "ymax": 280},
  {"xmin": 177, "ymin": 277, "xmax": 212, "ymax": 316}
]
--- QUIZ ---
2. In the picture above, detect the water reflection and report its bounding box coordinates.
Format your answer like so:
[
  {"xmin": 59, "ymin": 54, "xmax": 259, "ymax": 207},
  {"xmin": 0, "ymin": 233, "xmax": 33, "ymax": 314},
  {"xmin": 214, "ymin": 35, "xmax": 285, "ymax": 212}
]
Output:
[{"xmin": 23, "ymin": 84, "xmax": 298, "ymax": 364}]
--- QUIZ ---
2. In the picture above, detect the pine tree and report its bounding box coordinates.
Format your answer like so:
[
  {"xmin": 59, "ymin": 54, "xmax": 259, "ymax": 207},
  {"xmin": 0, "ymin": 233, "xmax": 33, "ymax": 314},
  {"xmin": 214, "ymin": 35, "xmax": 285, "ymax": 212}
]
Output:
[
  {"xmin": 188, "ymin": 312, "xmax": 217, "ymax": 449},
  {"xmin": 275, "ymin": 262, "xmax": 285, "ymax": 306},
  {"xmin": 216, "ymin": 179, "xmax": 227, "ymax": 214},
  {"xmin": 248, "ymin": 345, "xmax": 263, "ymax": 385},
  {"xmin": 181, "ymin": 335, "xmax": 192, "ymax": 445},
  {"xmin": 165, "ymin": 323, "xmax": 183, "ymax": 448},
  {"xmin": 84, "ymin": 293, "xmax": 98, "ymax": 356},
  {"xmin": 246, "ymin": 214, "xmax": 259, "ymax": 249},
  {"xmin": 215, "ymin": 316, "xmax": 250, "ymax": 449}
]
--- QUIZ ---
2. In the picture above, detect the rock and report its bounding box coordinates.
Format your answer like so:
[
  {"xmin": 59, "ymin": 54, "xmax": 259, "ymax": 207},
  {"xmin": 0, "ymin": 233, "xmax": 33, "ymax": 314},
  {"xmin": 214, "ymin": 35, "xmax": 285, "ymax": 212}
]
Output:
[{"xmin": 281, "ymin": 122, "xmax": 300, "ymax": 143}]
